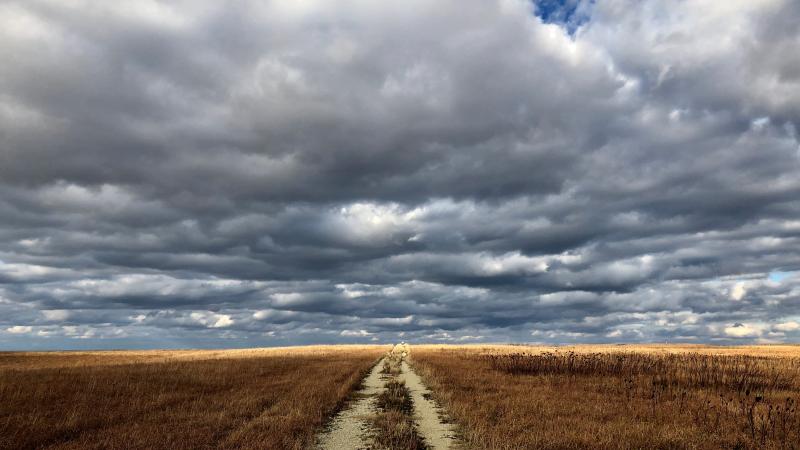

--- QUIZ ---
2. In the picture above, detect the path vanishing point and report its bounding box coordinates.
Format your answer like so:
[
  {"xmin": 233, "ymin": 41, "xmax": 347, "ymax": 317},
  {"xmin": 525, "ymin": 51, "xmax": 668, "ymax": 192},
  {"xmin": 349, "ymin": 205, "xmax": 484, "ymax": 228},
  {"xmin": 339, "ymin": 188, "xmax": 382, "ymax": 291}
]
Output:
[{"xmin": 316, "ymin": 345, "xmax": 458, "ymax": 449}]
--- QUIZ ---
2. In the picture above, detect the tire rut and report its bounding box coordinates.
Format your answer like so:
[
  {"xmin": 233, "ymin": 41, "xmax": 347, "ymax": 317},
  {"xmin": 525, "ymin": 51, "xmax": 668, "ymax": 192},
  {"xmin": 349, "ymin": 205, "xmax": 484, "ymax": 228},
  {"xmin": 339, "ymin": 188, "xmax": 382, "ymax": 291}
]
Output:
[
  {"xmin": 316, "ymin": 358, "xmax": 386, "ymax": 450},
  {"xmin": 398, "ymin": 360, "xmax": 458, "ymax": 449},
  {"xmin": 316, "ymin": 345, "xmax": 459, "ymax": 450}
]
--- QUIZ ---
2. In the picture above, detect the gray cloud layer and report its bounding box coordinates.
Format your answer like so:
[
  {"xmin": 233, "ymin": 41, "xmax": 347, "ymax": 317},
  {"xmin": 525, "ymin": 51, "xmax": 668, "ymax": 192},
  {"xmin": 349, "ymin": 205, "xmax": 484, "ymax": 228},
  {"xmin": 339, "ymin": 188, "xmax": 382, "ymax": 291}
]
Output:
[{"xmin": 1, "ymin": 0, "xmax": 799, "ymax": 349}]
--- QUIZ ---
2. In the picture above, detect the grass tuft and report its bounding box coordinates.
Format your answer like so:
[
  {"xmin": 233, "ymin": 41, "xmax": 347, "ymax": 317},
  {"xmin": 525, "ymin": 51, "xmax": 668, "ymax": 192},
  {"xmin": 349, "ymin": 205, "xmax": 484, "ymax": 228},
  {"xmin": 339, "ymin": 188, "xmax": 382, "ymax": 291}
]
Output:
[
  {"xmin": 372, "ymin": 349, "xmax": 427, "ymax": 450},
  {"xmin": 371, "ymin": 410, "xmax": 428, "ymax": 450},
  {"xmin": 376, "ymin": 380, "xmax": 414, "ymax": 414}
]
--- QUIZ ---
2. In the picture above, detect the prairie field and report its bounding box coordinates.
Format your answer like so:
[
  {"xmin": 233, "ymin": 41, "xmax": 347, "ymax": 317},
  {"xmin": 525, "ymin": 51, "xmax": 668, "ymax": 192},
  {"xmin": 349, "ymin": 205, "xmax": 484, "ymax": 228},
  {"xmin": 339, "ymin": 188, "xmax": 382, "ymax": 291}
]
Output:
[
  {"xmin": 0, "ymin": 345, "xmax": 384, "ymax": 450},
  {"xmin": 411, "ymin": 344, "xmax": 800, "ymax": 449},
  {"xmin": 4, "ymin": 344, "xmax": 800, "ymax": 450}
]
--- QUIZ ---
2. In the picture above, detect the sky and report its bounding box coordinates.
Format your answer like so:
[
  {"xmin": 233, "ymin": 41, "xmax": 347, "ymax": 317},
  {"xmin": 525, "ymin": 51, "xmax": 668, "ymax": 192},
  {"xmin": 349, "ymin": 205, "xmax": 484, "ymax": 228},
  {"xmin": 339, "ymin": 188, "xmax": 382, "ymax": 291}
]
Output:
[{"xmin": 1, "ymin": 0, "xmax": 799, "ymax": 350}]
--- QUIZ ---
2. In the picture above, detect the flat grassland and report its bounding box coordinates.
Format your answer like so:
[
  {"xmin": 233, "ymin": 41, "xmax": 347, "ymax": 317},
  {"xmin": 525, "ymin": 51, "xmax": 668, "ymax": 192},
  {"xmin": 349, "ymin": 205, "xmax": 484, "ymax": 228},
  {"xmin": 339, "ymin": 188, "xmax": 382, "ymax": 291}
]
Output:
[
  {"xmin": 5, "ymin": 344, "xmax": 799, "ymax": 449},
  {"xmin": 412, "ymin": 344, "xmax": 800, "ymax": 449},
  {"xmin": 0, "ymin": 345, "xmax": 385, "ymax": 450}
]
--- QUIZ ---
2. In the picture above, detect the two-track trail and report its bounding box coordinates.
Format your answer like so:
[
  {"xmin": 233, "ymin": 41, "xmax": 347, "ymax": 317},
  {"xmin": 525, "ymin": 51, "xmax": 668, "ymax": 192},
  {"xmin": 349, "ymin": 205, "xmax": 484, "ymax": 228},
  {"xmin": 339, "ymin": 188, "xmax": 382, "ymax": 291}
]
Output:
[
  {"xmin": 399, "ymin": 360, "xmax": 457, "ymax": 449},
  {"xmin": 316, "ymin": 358, "xmax": 387, "ymax": 450},
  {"xmin": 315, "ymin": 346, "xmax": 458, "ymax": 449}
]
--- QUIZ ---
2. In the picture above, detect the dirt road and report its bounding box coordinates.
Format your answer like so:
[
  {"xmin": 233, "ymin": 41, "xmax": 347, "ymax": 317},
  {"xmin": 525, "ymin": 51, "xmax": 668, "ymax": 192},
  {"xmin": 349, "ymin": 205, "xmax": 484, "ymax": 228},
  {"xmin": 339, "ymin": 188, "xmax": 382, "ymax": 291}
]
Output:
[
  {"xmin": 316, "ymin": 347, "xmax": 458, "ymax": 449},
  {"xmin": 316, "ymin": 358, "xmax": 386, "ymax": 450},
  {"xmin": 399, "ymin": 360, "xmax": 458, "ymax": 449}
]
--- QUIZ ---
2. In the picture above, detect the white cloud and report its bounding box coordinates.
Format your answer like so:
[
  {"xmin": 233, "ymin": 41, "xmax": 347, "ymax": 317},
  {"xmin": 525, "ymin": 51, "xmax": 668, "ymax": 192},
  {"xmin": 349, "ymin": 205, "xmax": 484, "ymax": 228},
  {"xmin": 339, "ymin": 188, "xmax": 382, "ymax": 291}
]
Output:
[
  {"xmin": 6, "ymin": 325, "xmax": 32, "ymax": 334},
  {"xmin": 190, "ymin": 312, "xmax": 234, "ymax": 328},
  {"xmin": 774, "ymin": 321, "xmax": 800, "ymax": 332},
  {"xmin": 131, "ymin": 314, "xmax": 146, "ymax": 324},
  {"xmin": 730, "ymin": 282, "xmax": 747, "ymax": 301},
  {"xmin": 606, "ymin": 329, "xmax": 623, "ymax": 338},
  {"xmin": 340, "ymin": 329, "xmax": 371, "ymax": 337},
  {"xmin": 724, "ymin": 323, "xmax": 763, "ymax": 338},
  {"xmin": 212, "ymin": 315, "xmax": 234, "ymax": 328},
  {"xmin": 41, "ymin": 310, "xmax": 70, "ymax": 321}
]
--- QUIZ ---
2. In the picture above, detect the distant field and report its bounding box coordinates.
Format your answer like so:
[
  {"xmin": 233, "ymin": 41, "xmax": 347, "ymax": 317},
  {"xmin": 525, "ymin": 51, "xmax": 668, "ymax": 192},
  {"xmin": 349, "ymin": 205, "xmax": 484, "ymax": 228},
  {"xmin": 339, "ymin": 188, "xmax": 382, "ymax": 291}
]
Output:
[
  {"xmin": 5, "ymin": 344, "xmax": 800, "ymax": 449},
  {"xmin": 411, "ymin": 344, "xmax": 800, "ymax": 449},
  {"xmin": 0, "ymin": 346, "xmax": 384, "ymax": 450}
]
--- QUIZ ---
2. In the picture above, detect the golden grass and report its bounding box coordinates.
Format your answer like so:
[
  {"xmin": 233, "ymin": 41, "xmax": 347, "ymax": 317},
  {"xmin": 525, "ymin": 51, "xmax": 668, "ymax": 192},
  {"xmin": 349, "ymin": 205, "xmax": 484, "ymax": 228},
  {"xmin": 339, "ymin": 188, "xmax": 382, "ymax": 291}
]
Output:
[
  {"xmin": 415, "ymin": 343, "xmax": 800, "ymax": 358},
  {"xmin": 411, "ymin": 344, "xmax": 800, "ymax": 449},
  {"xmin": 0, "ymin": 346, "xmax": 385, "ymax": 450},
  {"xmin": 371, "ymin": 409, "xmax": 427, "ymax": 450},
  {"xmin": 372, "ymin": 352, "xmax": 428, "ymax": 450},
  {"xmin": 0, "ymin": 345, "xmax": 383, "ymax": 370}
]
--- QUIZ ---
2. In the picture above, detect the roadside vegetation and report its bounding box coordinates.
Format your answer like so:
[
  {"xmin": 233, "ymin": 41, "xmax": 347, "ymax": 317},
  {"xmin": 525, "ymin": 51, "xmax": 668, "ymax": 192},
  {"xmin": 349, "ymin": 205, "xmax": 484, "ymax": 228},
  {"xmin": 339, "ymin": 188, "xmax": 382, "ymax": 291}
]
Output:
[
  {"xmin": 381, "ymin": 356, "xmax": 402, "ymax": 376},
  {"xmin": 413, "ymin": 345, "xmax": 800, "ymax": 449},
  {"xmin": 371, "ymin": 349, "xmax": 428, "ymax": 450},
  {"xmin": 0, "ymin": 346, "xmax": 383, "ymax": 450}
]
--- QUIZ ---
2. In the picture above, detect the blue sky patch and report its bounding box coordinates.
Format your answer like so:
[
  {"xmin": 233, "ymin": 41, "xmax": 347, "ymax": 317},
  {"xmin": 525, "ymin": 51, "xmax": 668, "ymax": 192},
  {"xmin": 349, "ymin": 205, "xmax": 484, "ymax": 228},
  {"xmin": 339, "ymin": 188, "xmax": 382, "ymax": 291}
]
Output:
[
  {"xmin": 532, "ymin": 0, "xmax": 593, "ymax": 34},
  {"xmin": 769, "ymin": 271, "xmax": 795, "ymax": 283}
]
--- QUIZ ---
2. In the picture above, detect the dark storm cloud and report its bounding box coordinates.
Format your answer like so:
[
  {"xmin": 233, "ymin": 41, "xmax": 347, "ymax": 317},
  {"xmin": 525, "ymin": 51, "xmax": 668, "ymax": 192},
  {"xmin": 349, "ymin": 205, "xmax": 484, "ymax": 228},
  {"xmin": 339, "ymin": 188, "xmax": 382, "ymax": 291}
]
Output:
[{"xmin": 1, "ymin": 0, "xmax": 799, "ymax": 349}]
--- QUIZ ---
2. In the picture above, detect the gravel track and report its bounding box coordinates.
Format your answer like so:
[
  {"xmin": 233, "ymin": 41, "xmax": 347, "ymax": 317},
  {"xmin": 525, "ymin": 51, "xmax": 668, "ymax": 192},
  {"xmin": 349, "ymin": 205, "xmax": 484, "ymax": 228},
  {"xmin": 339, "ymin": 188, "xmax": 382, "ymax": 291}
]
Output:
[
  {"xmin": 316, "ymin": 347, "xmax": 458, "ymax": 450},
  {"xmin": 316, "ymin": 358, "xmax": 386, "ymax": 450},
  {"xmin": 399, "ymin": 360, "xmax": 458, "ymax": 449}
]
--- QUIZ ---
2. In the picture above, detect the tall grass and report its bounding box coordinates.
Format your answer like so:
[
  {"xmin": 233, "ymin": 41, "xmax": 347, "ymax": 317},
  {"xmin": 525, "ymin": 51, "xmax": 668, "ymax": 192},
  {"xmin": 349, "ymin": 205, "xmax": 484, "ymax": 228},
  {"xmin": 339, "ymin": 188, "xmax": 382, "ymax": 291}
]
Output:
[
  {"xmin": 413, "ymin": 346, "xmax": 800, "ymax": 449},
  {"xmin": 489, "ymin": 351, "xmax": 798, "ymax": 391},
  {"xmin": 0, "ymin": 348, "xmax": 383, "ymax": 450}
]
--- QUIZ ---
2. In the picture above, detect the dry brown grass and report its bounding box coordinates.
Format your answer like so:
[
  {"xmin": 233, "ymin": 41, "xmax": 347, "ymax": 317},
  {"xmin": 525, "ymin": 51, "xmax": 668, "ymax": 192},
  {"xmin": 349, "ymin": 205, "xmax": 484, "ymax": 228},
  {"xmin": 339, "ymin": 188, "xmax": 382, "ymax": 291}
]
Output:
[
  {"xmin": 381, "ymin": 351, "xmax": 404, "ymax": 377},
  {"xmin": 0, "ymin": 345, "xmax": 382, "ymax": 370},
  {"xmin": 371, "ymin": 409, "xmax": 427, "ymax": 450},
  {"xmin": 372, "ymin": 360, "xmax": 428, "ymax": 450},
  {"xmin": 0, "ymin": 345, "xmax": 385, "ymax": 450},
  {"xmin": 411, "ymin": 344, "xmax": 800, "ymax": 449}
]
